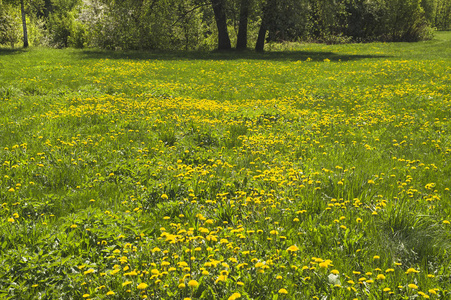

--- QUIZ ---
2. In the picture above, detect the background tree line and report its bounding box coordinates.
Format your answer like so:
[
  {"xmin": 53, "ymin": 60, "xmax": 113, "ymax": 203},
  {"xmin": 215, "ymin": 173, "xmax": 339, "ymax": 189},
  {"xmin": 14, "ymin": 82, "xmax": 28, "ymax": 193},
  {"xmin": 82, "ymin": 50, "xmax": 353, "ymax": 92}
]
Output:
[{"xmin": 1, "ymin": 0, "xmax": 451, "ymax": 50}]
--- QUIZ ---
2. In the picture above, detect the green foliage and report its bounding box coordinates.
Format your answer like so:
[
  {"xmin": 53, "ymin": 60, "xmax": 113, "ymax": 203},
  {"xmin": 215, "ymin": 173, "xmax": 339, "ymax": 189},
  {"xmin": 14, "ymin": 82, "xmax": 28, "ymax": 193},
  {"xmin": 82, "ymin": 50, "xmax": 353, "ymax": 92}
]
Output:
[
  {"xmin": 0, "ymin": 3, "xmax": 21, "ymax": 47},
  {"xmin": 47, "ymin": 11, "xmax": 75, "ymax": 47},
  {"xmin": 434, "ymin": 0, "xmax": 451, "ymax": 30},
  {"xmin": 382, "ymin": 0, "xmax": 432, "ymax": 41},
  {"xmin": 77, "ymin": 0, "xmax": 216, "ymax": 50}
]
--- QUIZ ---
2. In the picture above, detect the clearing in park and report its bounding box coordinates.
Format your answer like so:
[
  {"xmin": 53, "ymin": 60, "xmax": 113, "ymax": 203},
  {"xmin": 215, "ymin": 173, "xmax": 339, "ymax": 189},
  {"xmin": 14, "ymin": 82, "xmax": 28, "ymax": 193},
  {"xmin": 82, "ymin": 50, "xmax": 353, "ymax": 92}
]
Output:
[{"xmin": 0, "ymin": 32, "xmax": 450, "ymax": 299}]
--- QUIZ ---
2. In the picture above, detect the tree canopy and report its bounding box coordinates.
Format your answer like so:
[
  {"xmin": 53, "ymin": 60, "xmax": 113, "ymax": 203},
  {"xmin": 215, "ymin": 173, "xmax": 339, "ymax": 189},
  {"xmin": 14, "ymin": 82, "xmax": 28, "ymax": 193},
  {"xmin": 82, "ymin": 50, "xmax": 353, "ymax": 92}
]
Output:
[{"xmin": 1, "ymin": 0, "xmax": 450, "ymax": 50}]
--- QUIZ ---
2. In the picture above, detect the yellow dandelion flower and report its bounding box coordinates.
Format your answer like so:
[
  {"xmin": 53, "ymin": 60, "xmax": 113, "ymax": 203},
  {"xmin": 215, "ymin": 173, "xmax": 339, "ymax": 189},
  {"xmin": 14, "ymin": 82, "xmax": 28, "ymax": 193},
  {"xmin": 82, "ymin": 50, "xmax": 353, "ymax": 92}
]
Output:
[
  {"xmin": 122, "ymin": 281, "xmax": 132, "ymax": 287},
  {"xmin": 376, "ymin": 274, "xmax": 386, "ymax": 280},
  {"xmin": 278, "ymin": 288, "xmax": 288, "ymax": 294},
  {"xmin": 84, "ymin": 268, "xmax": 95, "ymax": 275},
  {"xmin": 287, "ymin": 245, "xmax": 299, "ymax": 252},
  {"xmin": 228, "ymin": 292, "xmax": 241, "ymax": 300},
  {"xmin": 408, "ymin": 284, "xmax": 418, "ymax": 289},
  {"xmin": 106, "ymin": 291, "xmax": 115, "ymax": 295},
  {"xmin": 405, "ymin": 268, "xmax": 420, "ymax": 274},
  {"xmin": 137, "ymin": 283, "xmax": 148, "ymax": 289},
  {"xmin": 385, "ymin": 268, "xmax": 394, "ymax": 273},
  {"xmin": 188, "ymin": 280, "xmax": 199, "ymax": 288}
]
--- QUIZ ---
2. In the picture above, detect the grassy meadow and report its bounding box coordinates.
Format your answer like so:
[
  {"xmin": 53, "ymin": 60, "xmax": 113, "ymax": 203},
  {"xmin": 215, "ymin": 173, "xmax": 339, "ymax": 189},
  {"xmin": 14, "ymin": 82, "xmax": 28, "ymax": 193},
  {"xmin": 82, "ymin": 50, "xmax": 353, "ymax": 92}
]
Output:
[{"xmin": 1, "ymin": 32, "xmax": 451, "ymax": 299}]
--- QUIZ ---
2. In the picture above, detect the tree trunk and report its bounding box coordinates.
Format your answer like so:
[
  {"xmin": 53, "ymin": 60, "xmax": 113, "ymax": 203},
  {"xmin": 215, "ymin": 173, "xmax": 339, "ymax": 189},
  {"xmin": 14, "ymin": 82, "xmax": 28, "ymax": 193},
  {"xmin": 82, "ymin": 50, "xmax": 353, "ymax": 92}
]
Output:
[
  {"xmin": 21, "ymin": 0, "xmax": 29, "ymax": 48},
  {"xmin": 211, "ymin": 0, "xmax": 231, "ymax": 50},
  {"xmin": 255, "ymin": 0, "xmax": 276, "ymax": 52},
  {"xmin": 236, "ymin": 0, "xmax": 249, "ymax": 50},
  {"xmin": 255, "ymin": 21, "xmax": 266, "ymax": 52}
]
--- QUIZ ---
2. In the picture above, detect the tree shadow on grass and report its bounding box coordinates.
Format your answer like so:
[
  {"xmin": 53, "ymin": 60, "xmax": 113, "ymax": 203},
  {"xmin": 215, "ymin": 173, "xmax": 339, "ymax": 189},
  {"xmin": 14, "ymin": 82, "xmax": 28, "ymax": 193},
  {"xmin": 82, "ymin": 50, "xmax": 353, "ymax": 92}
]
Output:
[
  {"xmin": 0, "ymin": 48, "xmax": 27, "ymax": 56},
  {"xmin": 78, "ymin": 48, "xmax": 389, "ymax": 62}
]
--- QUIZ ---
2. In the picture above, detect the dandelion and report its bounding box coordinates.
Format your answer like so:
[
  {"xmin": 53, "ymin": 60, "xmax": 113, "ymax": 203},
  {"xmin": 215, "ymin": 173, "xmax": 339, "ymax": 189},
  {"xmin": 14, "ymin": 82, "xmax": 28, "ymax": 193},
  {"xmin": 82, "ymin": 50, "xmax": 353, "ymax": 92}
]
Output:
[
  {"xmin": 122, "ymin": 281, "xmax": 132, "ymax": 287},
  {"xmin": 376, "ymin": 274, "xmax": 386, "ymax": 280},
  {"xmin": 106, "ymin": 291, "xmax": 115, "ymax": 295},
  {"xmin": 84, "ymin": 268, "xmax": 95, "ymax": 275},
  {"xmin": 385, "ymin": 268, "xmax": 394, "ymax": 273},
  {"xmin": 286, "ymin": 245, "xmax": 299, "ymax": 252},
  {"xmin": 408, "ymin": 284, "xmax": 418, "ymax": 289},
  {"xmin": 319, "ymin": 260, "xmax": 332, "ymax": 268},
  {"xmin": 278, "ymin": 288, "xmax": 288, "ymax": 294},
  {"xmin": 405, "ymin": 268, "xmax": 420, "ymax": 274},
  {"xmin": 137, "ymin": 283, "xmax": 148, "ymax": 289},
  {"xmin": 228, "ymin": 292, "xmax": 241, "ymax": 300},
  {"xmin": 188, "ymin": 280, "xmax": 199, "ymax": 288}
]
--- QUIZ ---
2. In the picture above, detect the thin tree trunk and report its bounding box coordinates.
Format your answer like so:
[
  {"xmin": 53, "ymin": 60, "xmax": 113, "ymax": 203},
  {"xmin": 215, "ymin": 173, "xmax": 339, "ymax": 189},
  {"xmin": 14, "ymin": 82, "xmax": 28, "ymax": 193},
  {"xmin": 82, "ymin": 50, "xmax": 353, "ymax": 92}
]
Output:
[
  {"xmin": 236, "ymin": 0, "xmax": 249, "ymax": 50},
  {"xmin": 255, "ymin": 21, "xmax": 266, "ymax": 52},
  {"xmin": 211, "ymin": 0, "xmax": 231, "ymax": 50},
  {"xmin": 21, "ymin": 0, "xmax": 29, "ymax": 48}
]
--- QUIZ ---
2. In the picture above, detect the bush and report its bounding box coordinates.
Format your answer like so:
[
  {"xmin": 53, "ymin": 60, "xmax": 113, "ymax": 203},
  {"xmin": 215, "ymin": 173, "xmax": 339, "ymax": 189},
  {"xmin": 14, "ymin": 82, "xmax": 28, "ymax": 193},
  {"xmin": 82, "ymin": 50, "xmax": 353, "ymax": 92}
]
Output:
[
  {"xmin": 0, "ymin": 4, "xmax": 21, "ymax": 48},
  {"xmin": 48, "ymin": 12, "xmax": 75, "ymax": 48},
  {"xmin": 68, "ymin": 21, "xmax": 87, "ymax": 48},
  {"xmin": 382, "ymin": 0, "xmax": 433, "ymax": 42}
]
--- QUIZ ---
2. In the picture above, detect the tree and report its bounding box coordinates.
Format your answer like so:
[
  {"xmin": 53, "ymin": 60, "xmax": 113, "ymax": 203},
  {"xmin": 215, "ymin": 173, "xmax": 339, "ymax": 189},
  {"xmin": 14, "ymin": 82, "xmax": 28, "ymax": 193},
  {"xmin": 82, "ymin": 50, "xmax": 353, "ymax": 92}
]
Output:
[
  {"xmin": 2, "ymin": 0, "xmax": 29, "ymax": 47},
  {"xmin": 210, "ymin": 0, "xmax": 231, "ymax": 50},
  {"xmin": 255, "ymin": 0, "xmax": 276, "ymax": 52},
  {"xmin": 236, "ymin": 0, "xmax": 249, "ymax": 50},
  {"xmin": 20, "ymin": 0, "xmax": 28, "ymax": 47},
  {"xmin": 0, "ymin": 3, "xmax": 21, "ymax": 47}
]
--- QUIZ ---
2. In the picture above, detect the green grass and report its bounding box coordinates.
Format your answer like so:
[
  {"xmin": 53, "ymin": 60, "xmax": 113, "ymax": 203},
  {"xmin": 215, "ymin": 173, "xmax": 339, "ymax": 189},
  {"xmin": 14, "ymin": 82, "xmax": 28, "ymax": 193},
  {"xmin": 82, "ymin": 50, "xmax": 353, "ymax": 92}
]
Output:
[{"xmin": 0, "ymin": 31, "xmax": 451, "ymax": 299}]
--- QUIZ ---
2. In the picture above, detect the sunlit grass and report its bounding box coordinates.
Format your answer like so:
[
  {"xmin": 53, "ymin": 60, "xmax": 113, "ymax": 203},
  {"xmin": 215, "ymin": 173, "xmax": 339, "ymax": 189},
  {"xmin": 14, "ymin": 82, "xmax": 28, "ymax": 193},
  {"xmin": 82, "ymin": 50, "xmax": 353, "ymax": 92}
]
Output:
[{"xmin": 0, "ymin": 32, "xmax": 450, "ymax": 299}]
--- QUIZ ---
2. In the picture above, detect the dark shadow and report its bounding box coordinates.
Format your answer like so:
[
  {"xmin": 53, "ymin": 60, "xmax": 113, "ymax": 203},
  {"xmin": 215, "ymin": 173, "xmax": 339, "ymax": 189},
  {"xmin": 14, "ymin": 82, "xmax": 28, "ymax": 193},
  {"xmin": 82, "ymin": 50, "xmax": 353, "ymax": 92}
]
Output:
[
  {"xmin": 0, "ymin": 48, "xmax": 27, "ymax": 56},
  {"xmin": 77, "ymin": 48, "xmax": 389, "ymax": 62}
]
